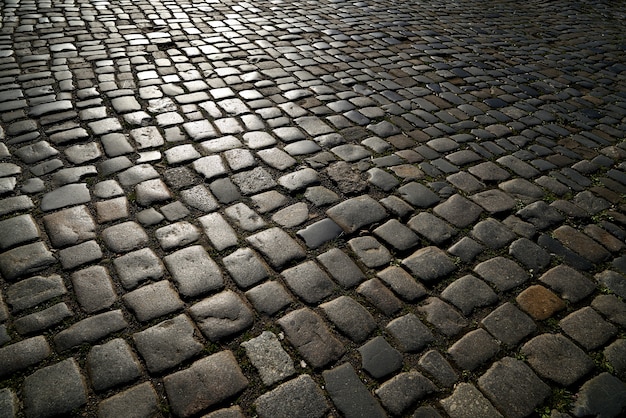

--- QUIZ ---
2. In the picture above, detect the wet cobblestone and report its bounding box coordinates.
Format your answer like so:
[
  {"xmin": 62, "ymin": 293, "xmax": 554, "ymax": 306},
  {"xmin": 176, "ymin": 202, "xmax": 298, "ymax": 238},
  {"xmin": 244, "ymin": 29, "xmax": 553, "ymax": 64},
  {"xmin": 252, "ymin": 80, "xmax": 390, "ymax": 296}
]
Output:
[{"xmin": 1, "ymin": 0, "xmax": 626, "ymax": 416}]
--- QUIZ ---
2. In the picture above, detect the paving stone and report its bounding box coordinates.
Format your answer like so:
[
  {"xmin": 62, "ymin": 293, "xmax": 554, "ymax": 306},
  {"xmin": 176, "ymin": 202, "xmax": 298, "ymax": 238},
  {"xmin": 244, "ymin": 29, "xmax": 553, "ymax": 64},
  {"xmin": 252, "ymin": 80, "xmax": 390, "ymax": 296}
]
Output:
[
  {"xmin": 282, "ymin": 261, "xmax": 335, "ymax": 304},
  {"xmin": 14, "ymin": 302, "xmax": 73, "ymax": 335},
  {"xmin": 87, "ymin": 339, "xmax": 141, "ymax": 391},
  {"xmin": 202, "ymin": 406, "xmax": 246, "ymax": 418},
  {"xmin": 559, "ymin": 307, "xmax": 617, "ymax": 350},
  {"xmin": 470, "ymin": 189, "xmax": 517, "ymax": 213},
  {"xmin": 0, "ymin": 388, "xmax": 17, "ymax": 418},
  {"xmin": 296, "ymin": 218, "xmax": 343, "ymax": 248},
  {"xmin": 198, "ymin": 213, "xmax": 238, "ymax": 251},
  {"xmin": 23, "ymin": 359, "xmax": 87, "ymax": 418},
  {"xmin": 0, "ymin": 336, "xmax": 52, "ymax": 378},
  {"xmin": 358, "ymin": 336, "xmax": 403, "ymax": 379},
  {"xmin": 508, "ymin": 237, "xmax": 552, "ymax": 272},
  {"xmin": 323, "ymin": 363, "xmax": 386, "ymax": 418},
  {"xmin": 135, "ymin": 178, "xmax": 172, "ymax": 206},
  {"xmin": 377, "ymin": 265, "xmax": 427, "ymax": 302},
  {"xmin": 304, "ymin": 186, "xmax": 340, "ymax": 207},
  {"xmin": 225, "ymin": 203, "xmax": 266, "ymax": 231},
  {"xmin": 54, "ymin": 310, "xmax": 128, "ymax": 351},
  {"xmin": 349, "ymin": 235, "xmax": 392, "ymax": 268},
  {"xmin": 317, "ymin": 248, "xmax": 365, "ymax": 288},
  {"xmin": 5, "ymin": 274, "xmax": 66, "ymax": 312},
  {"xmin": 113, "ymin": 248, "xmax": 164, "ymax": 290},
  {"xmin": 521, "ymin": 333, "xmax": 594, "ymax": 386},
  {"xmin": 407, "ymin": 212, "xmax": 457, "ymax": 245},
  {"xmin": 325, "ymin": 161, "xmax": 367, "ymax": 194},
  {"xmin": 474, "ymin": 256, "xmax": 528, "ymax": 292},
  {"xmin": 517, "ymin": 284, "xmax": 566, "ymax": 320},
  {"xmin": 164, "ymin": 351, "xmax": 248, "ymax": 417},
  {"xmin": 433, "ymin": 194, "xmax": 483, "ymax": 228},
  {"xmin": 0, "ymin": 214, "xmax": 40, "ymax": 250},
  {"xmin": 14, "ymin": 141, "xmax": 59, "ymax": 163},
  {"xmin": 278, "ymin": 308, "xmax": 345, "ymax": 369},
  {"xmin": 189, "ymin": 290, "xmax": 254, "ymax": 342},
  {"xmin": 231, "ymin": 166, "xmax": 278, "ymax": 195},
  {"xmin": 117, "ymin": 164, "xmax": 160, "ymax": 187},
  {"xmin": 223, "ymin": 248, "xmax": 269, "ymax": 289},
  {"xmin": 0, "ymin": 241, "xmax": 56, "ymax": 281},
  {"xmin": 97, "ymin": 383, "xmax": 159, "ymax": 418},
  {"xmin": 40, "ymin": 183, "xmax": 91, "ymax": 211},
  {"xmin": 418, "ymin": 297, "xmax": 468, "ymax": 337},
  {"xmin": 583, "ymin": 224, "xmax": 625, "ymax": 253},
  {"xmin": 102, "ymin": 221, "xmax": 149, "ymax": 253},
  {"xmin": 441, "ymin": 275, "xmax": 498, "ymax": 315},
  {"xmin": 471, "ymin": 217, "xmax": 516, "ymax": 249},
  {"xmin": 71, "ymin": 266, "xmax": 117, "ymax": 313},
  {"xmin": 320, "ymin": 296, "xmax": 377, "ymax": 343},
  {"xmin": 256, "ymin": 148, "xmax": 297, "ymax": 171},
  {"xmin": 254, "ymin": 374, "xmax": 329, "ymax": 418},
  {"xmin": 58, "ymin": 240, "xmax": 103, "ymax": 270},
  {"xmin": 418, "ymin": 350, "xmax": 459, "ymax": 388},
  {"xmin": 448, "ymin": 328, "xmax": 500, "ymax": 371},
  {"xmin": 326, "ymin": 195, "xmax": 387, "ymax": 234},
  {"xmin": 386, "ymin": 313, "xmax": 434, "ymax": 353},
  {"xmin": 376, "ymin": 371, "xmax": 437, "ymax": 416},
  {"xmin": 539, "ymin": 265, "xmax": 595, "ymax": 303},
  {"xmin": 402, "ymin": 246, "xmax": 456, "ymax": 283},
  {"xmin": 596, "ymin": 270, "xmax": 626, "ymax": 299},
  {"xmin": 245, "ymin": 281, "xmax": 293, "ymax": 316},
  {"xmin": 241, "ymin": 331, "xmax": 295, "ymax": 386},
  {"xmin": 571, "ymin": 373, "xmax": 626, "ymax": 418},
  {"xmin": 164, "ymin": 245, "xmax": 224, "ymax": 298},
  {"xmin": 516, "ymin": 200, "xmax": 564, "ymax": 229},
  {"xmin": 397, "ymin": 182, "xmax": 440, "ymax": 208},
  {"xmin": 372, "ymin": 219, "xmax": 420, "ymax": 252},
  {"xmin": 246, "ymin": 227, "xmax": 306, "ymax": 269},
  {"xmin": 478, "ymin": 357, "xmax": 550, "ymax": 418},
  {"xmin": 278, "ymin": 168, "xmax": 319, "ymax": 191},
  {"xmin": 133, "ymin": 314, "xmax": 203, "ymax": 373},
  {"xmin": 0, "ymin": 195, "xmax": 35, "ymax": 216},
  {"xmin": 42, "ymin": 205, "xmax": 95, "ymax": 248},
  {"xmin": 552, "ymin": 225, "xmax": 611, "ymax": 263},
  {"xmin": 440, "ymin": 383, "xmax": 503, "ymax": 418},
  {"xmin": 193, "ymin": 155, "xmax": 227, "ymax": 180},
  {"xmin": 447, "ymin": 236, "xmax": 484, "ymax": 263},
  {"xmin": 447, "ymin": 171, "xmax": 486, "ymax": 193},
  {"xmin": 481, "ymin": 302, "xmax": 537, "ymax": 346},
  {"xmin": 604, "ymin": 339, "xmax": 626, "ymax": 377},
  {"xmin": 572, "ymin": 190, "xmax": 611, "ymax": 214},
  {"xmin": 357, "ymin": 278, "xmax": 403, "ymax": 315},
  {"xmin": 123, "ymin": 280, "xmax": 184, "ymax": 322}
]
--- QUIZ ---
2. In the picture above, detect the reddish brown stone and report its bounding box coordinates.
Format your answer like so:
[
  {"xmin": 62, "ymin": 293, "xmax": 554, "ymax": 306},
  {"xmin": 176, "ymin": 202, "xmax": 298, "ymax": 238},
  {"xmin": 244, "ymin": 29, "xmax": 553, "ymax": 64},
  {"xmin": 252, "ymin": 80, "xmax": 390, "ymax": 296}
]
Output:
[{"xmin": 516, "ymin": 285, "xmax": 566, "ymax": 320}]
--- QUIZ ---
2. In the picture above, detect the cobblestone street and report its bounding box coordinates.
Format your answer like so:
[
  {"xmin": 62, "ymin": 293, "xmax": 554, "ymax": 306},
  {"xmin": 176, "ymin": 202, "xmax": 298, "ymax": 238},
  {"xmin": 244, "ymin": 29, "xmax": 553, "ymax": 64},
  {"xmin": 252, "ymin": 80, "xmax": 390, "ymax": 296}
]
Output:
[{"xmin": 1, "ymin": 0, "xmax": 626, "ymax": 416}]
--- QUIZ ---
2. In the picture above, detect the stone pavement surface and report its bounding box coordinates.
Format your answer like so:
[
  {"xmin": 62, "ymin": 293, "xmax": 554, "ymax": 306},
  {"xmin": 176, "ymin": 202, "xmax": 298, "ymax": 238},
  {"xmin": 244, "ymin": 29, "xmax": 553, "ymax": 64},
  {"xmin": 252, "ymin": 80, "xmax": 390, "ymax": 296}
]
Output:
[{"xmin": 0, "ymin": 0, "xmax": 625, "ymax": 416}]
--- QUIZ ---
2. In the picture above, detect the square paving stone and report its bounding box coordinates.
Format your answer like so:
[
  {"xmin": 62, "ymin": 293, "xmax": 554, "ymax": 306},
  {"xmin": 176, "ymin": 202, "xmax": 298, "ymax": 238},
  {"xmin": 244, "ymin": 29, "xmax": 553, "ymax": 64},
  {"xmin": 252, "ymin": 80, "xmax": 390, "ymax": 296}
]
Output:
[
  {"xmin": 592, "ymin": 294, "xmax": 626, "ymax": 327},
  {"xmin": 193, "ymin": 155, "xmax": 228, "ymax": 180},
  {"xmin": 473, "ymin": 256, "xmax": 528, "ymax": 292},
  {"xmin": 58, "ymin": 240, "xmax": 103, "ymax": 270},
  {"xmin": 448, "ymin": 329, "xmax": 500, "ymax": 371},
  {"xmin": 189, "ymin": 290, "xmax": 254, "ymax": 342},
  {"xmin": 133, "ymin": 314, "xmax": 203, "ymax": 373},
  {"xmin": 123, "ymin": 280, "xmax": 184, "ymax": 322},
  {"xmin": 478, "ymin": 357, "xmax": 550, "ymax": 418},
  {"xmin": 323, "ymin": 363, "xmax": 386, "ymax": 418},
  {"xmin": 402, "ymin": 246, "xmax": 456, "ymax": 283},
  {"xmin": 23, "ymin": 358, "xmax": 87, "ymax": 418},
  {"xmin": 407, "ymin": 212, "xmax": 457, "ymax": 245},
  {"xmin": 386, "ymin": 313, "xmax": 434, "ymax": 352},
  {"xmin": 572, "ymin": 372, "xmax": 626, "ymax": 418},
  {"xmin": 373, "ymin": 219, "xmax": 420, "ymax": 251},
  {"xmin": 471, "ymin": 217, "xmax": 516, "ymax": 249},
  {"xmin": 481, "ymin": 302, "xmax": 536, "ymax": 346},
  {"xmin": 180, "ymin": 185, "xmax": 220, "ymax": 212},
  {"xmin": 376, "ymin": 265, "xmax": 427, "ymax": 302},
  {"xmin": 71, "ymin": 265, "xmax": 117, "ymax": 313},
  {"xmin": 375, "ymin": 371, "xmax": 437, "ymax": 416},
  {"xmin": 246, "ymin": 227, "xmax": 306, "ymax": 269},
  {"xmin": 440, "ymin": 383, "xmax": 503, "ymax": 418},
  {"xmin": 241, "ymin": 331, "xmax": 295, "ymax": 386},
  {"xmin": 155, "ymin": 221, "xmax": 200, "ymax": 250},
  {"xmin": 135, "ymin": 178, "xmax": 172, "ymax": 206},
  {"xmin": 87, "ymin": 339, "xmax": 141, "ymax": 391},
  {"xmin": 521, "ymin": 333, "xmax": 594, "ymax": 386},
  {"xmin": 254, "ymin": 374, "xmax": 329, "ymax": 418},
  {"xmin": 164, "ymin": 351, "xmax": 248, "ymax": 418},
  {"xmin": 231, "ymin": 166, "xmax": 277, "ymax": 195},
  {"xmin": 278, "ymin": 308, "xmax": 345, "ymax": 369},
  {"xmin": 326, "ymin": 195, "xmax": 387, "ymax": 234},
  {"xmin": 357, "ymin": 278, "xmax": 403, "ymax": 316},
  {"xmin": 102, "ymin": 221, "xmax": 149, "ymax": 253},
  {"xmin": 559, "ymin": 307, "xmax": 617, "ymax": 350},
  {"xmin": 348, "ymin": 236, "xmax": 392, "ymax": 268},
  {"xmin": 317, "ymin": 248, "xmax": 365, "ymax": 288},
  {"xmin": 0, "ymin": 214, "xmax": 40, "ymax": 250},
  {"xmin": 245, "ymin": 281, "xmax": 293, "ymax": 316},
  {"xmin": 0, "ymin": 336, "xmax": 52, "ymax": 379},
  {"xmin": 163, "ymin": 245, "xmax": 224, "ymax": 298},
  {"xmin": 418, "ymin": 297, "xmax": 468, "ymax": 337},
  {"xmin": 198, "ymin": 213, "xmax": 238, "ymax": 251},
  {"xmin": 470, "ymin": 189, "xmax": 517, "ymax": 213},
  {"xmin": 320, "ymin": 296, "xmax": 377, "ymax": 343},
  {"xmin": 397, "ymin": 182, "xmax": 440, "ymax": 207},
  {"xmin": 113, "ymin": 248, "xmax": 164, "ymax": 290},
  {"xmin": 0, "ymin": 242, "xmax": 56, "ymax": 281},
  {"xmin": 433, "ymin": 194, "xmax": 483, "ymax": 228},
  {"xmin": 225, "ymin": 203, "xmax": 266, "ymax": 231},
  {"xmin": 282, "ymin": 261, "xmax": 336, "ymax": 304},
  {"xmin": 97, "ymin": 383, "xmax": 159, "ymax": 418},
  {"xmin": 223, "ymin": 248, "xmax": 269, "ymax": 289},
  {"xmin": 441, "ymin": 274, "xmax": 498, "ymax": 315},
  {"xmin": 539, "ymin": 264, "xmax": 595, "ymax": 303},
  {"xmin": 95, "ymin": 197, "xmax": 129, "ymax": 223},
  {"xmin": 359, "ymin": 336, "xmax": 403, "ymax": 379}
]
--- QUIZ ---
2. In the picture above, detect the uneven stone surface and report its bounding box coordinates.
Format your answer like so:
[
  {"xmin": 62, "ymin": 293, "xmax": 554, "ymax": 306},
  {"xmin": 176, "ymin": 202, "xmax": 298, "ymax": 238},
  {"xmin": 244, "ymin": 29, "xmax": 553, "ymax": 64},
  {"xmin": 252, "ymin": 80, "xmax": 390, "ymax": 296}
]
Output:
[{"xmin": 2, "ymin": 1, "xmax": 626, "ymax": 415}]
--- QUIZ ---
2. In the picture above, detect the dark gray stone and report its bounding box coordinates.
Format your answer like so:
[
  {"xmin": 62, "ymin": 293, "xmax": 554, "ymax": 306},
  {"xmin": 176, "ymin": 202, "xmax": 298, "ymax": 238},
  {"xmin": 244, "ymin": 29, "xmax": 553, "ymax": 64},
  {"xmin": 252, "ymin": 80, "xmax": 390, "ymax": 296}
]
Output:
[
  {"xmin": 559, "ymin": 307, "xmax": 617, "ymax": 350},
  {"xmin": 223, "ymin": 248, "xmax": 269, "ymax": 289},
  {"xmin": 0, "ymin": 214, "xmax": 40, "ymax": 250},
  {"xmin": 377, "ymin": 265, "xmax": 427, "ymax": 301},
  {"xmin": 164, "ymin": 245, "xmax": 224, "ymax": 298},
  {"xmin": 164, "ymin": 351, "xmax": 248, "ymax": 418},
  {"xmin": 373, "ymin": 219, "xmax": 420, "ymax": 251},
  {"xmin": 539, "ymin": 265, "xmax": 595, "ymax": 303},
  {"xmin": 102, "ymin": 222, "xmax": 148, "ymax": 253},
  {"xmin": 320, "ymin": 296, "xmax": 377, "ymax": 343},
  {"xmin": 386, "ymin": 313, "xmax": 434, "ymax": 352},
  {"xmin": 572, "ymin": 373, "xmax": 626, "ymax": 418},
  {"xmin": 348, "ymin": 236, "xmax": 392, "ymax": 268},
  {"xmin": 326, "ymin": 195, "xmax": 387, "ymax": 233},
  {"xmin": 255, "ymin": 375, "xmax": 329, "ymax": 418},
  {"xmin": 481, "ymin": 302, "xmax": 537, "ymax": 346},
  {"xmin": 97, "ymin": 383, "xmax": 160, "ymax": 418},
  {"xmin": 87, "ymin": 339, "xmax": 141, "ymax": 391},
  {"xmin": 474, "ymin": 257, "xmax": 528, "ymax": 292},
  {"xmin": 297, "ymin": 218, "xmax": 343, "ymax": 249},
  {"xmin": 123, "ymin": 280, "xmax": 184, "ymax": 322},
  {"xmin": 604, "ymin": 339, "xmax": 626, "ymax": 377},
  {"xmin": 440, "ymin": 383, "xmax": 503, "ymax": 418},
  {"xmin": 40, "ymin": 183, "xmax": 91, "ymax": 211},
  {"xmin": 278, "ymin": 308, "xmax": 345, "ymax": 369},
  {"xmin": 323, "ymin": 363, "xmax": 386, "ymax": 418},
  {"xmin": 375, "ymin": 371, "xmax": 437, "ymax": 416},
  {"xmin": 441, "ymin": 275, "xmax": 498, "ymax": 315},
  {"xmin": 0, "ymin": 336, "xmax": 51, "ymax": 378},
  {"xmin": 516, "ymin": 201, "xmax": 564, "ymax": 230},
  {"xmin": 282, "ymin": 260, "xmax": 336, "ymax": 304},
  {"xmin": 402, "ymin": 246, "xmax": 456, "ymax": 282},
  {"xmin": 592, "ymin": 294, "xmax": 626, "ymax": 327},
  {"xmin": 241, "ymin": 331, "xmax": 295, "ymax": 386},
  {"xmin": 418, "ymin": 350, "xmax": 458, "ymax": 387},
  {"xmin": 6, "ymin": 274, "xmax": 66, "ymax": 312},
  {"xmin": 521, "ymin": 333, "xmax": 594, "ymax": 386},
  {"xmin": 478, "ymin": 357, "xmax": 550, "ymax": 418},
  {"xmin": 357, "ymin": 278, "xmax": 403, "ymax": 315},
  {"xmin": 245, "ymin": 281, "xmax": 293, "ymax": 315},
  {"xmin": 448, "ymin": 329, "xmax": 500, "ymax": 371},
  {"xmin": 408, "ymin": 212, "xmax": 457, "ymax": 245},
  {"xmin": 113, "ymin": 248, "xmax": 164, "ymax": 290},
  {"xmin": 359, "ymin": 336, "xmax": 403, "ymax": 379},
  {"xmin": 418, "ymin": 297, "xmax": 468, "ymax": 337},
  {"xmin": 0, "ymin": 241, "xmax": 56, "ymax": 281},
  {"xmin": 317, "ymin": 248, "xmax": 365, "ymax": 288},
  {"xmin": 448, "ymin": 237, "xmax": 484, "ymax": 263},
  {"xmin": 397, "ymin": 182, "xmax": 439, "ymax": 207},
  {"xmin": 14, "ymin": 303, "xmax": 72, "ymax": 334},
  {"xmin": 23, "ymin": 359, "xmax": 87, "ymax": 418},
  {"xmin": 433, "ymin": 194, "xmax": 483, "ymax": 228},
  {"xmin": 471, "ymin": 218, "xmax": 516, "ymax": 249},
  {"xmin": 54, "ymin": 310, "xmax": 128, "ymax": 351},
  {"xmin": 247, "ymin": 227, "xmax": 306, "ymax": 269},
  {"xmin": 509, "ymin": 238, "xmax": 552, "ymax": 272}
]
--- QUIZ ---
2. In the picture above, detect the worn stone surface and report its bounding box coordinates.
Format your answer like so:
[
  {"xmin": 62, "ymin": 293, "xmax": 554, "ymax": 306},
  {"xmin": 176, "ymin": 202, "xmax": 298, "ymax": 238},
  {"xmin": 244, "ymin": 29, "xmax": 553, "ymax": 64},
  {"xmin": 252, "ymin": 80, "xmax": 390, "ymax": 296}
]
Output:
[
  {"xmin": 254, "ymin": 375, "xmax": 329, "ymax": 418},
  {"xmin": 323, "ymin": 363, "xmax": 386, "ymax": 418},
  {"xmin": 241, "ymin": 331, "xmax": 295, "ymax": 386}
]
